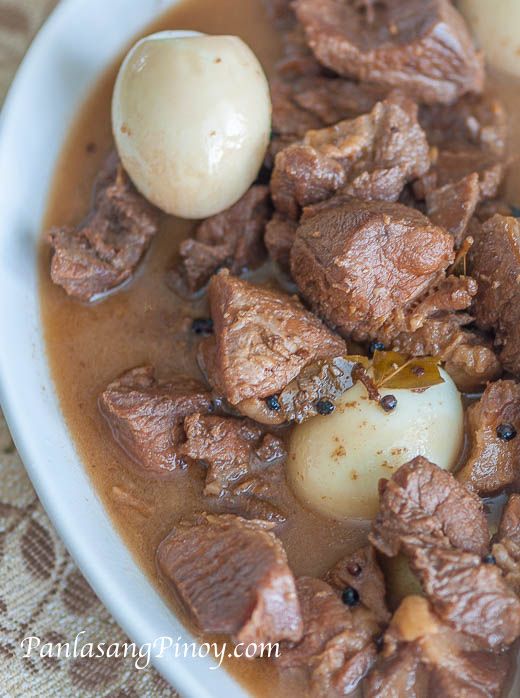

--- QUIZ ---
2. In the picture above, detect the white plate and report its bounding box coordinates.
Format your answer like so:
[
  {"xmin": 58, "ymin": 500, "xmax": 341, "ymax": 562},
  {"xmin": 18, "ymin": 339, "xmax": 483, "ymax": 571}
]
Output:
[{"xmin": 0, "ymin": 1, "xmax": 248, "ymax": 696}]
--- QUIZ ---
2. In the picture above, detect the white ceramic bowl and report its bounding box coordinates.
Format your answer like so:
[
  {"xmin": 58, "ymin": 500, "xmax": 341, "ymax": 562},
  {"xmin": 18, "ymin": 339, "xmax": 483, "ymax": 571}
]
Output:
[{"xmin": 0, "ymin": 1, "xmax": 248, "ymax": 696}]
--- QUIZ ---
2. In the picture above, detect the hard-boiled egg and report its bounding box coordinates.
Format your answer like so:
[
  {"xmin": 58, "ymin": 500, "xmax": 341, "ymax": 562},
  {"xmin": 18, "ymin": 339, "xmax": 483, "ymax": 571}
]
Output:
[
  {"xmin": 112, "ymin": 31, "xmax": 271, "ymax": 218},
  {"xmin": 458, "ymin": 0, "xmax": 520, "ymax": 76},
  {"xmin": 288, "ymin": 368, "xmax": 463, "ymax": 520}
]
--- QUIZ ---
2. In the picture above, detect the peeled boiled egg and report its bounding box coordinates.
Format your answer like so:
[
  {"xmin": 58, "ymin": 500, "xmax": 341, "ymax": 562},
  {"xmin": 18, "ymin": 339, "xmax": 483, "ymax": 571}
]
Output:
[
  {"xmin": 112, "ymin": 31, "xmax": 271, "ymax": 219},
  {"xmin": 458, "ymin": 1, "xmax": 520, "ymax": 76},
  {"xmin": 288, "ymin": 368, "xmax": 463, "ymax": 520}
]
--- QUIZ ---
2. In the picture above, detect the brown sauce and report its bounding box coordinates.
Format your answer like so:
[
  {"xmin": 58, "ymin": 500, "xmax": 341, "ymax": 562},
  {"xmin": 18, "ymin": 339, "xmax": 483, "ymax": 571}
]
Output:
[{"xmin": 39, "ymin": 1, "xmax": 520, "ymax": 695}]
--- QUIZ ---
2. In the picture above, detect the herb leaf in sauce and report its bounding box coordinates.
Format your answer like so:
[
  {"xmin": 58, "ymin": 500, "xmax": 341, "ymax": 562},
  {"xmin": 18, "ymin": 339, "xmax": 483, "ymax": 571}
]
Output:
[{"xmin": 372, "ymin": 351, "xmax": 444, "ymax": 390}]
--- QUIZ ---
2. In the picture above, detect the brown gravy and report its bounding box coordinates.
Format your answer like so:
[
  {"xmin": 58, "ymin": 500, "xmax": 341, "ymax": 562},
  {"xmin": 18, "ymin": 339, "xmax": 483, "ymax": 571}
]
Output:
[{"xmin": 39, "ymin": 1, "xmax": 520, "ymax": 695}]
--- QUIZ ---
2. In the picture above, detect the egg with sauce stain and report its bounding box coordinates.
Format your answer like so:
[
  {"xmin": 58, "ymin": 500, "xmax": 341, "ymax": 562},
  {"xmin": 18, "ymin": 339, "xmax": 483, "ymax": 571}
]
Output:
[
  {"xmin": 458, "ymin": 0, "xmax": 520, "ymax": 76},
  {"xmin": 288, "ymin": 368, "xmax": 463, "ymax": 520},
  {"xmin": 112, "ymin": 31, "xmax": 271, "ymax": 218}
]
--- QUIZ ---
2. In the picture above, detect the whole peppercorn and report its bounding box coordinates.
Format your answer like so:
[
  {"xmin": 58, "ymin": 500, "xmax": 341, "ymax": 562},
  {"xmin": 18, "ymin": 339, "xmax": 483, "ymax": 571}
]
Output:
[
  {"xmin": 496, "ymin": 423, "xmax": 517, "ymax": 441},
  {"xmin": 316, "ymin": 399, "xmax": 335, "ymax": 415},
  {"xmin": 380, "ymin": 394, "xmax": 397, "ymax": 412},
  {"xmin": 368, "ymin": 341, "xmax": 385, "ymax": 357},
  {"xmin": 341, "ymin": 586, "xmax": 360, "ymax": 607},
  {"xmin": 191, "ymin": 317, "xmax": 213, "ymax": 336},
  {"xmin": 265, "ymin": 395, "xmax": 281, "ymax": 412},
  {"xmin": 482, "ymin": 554, "xmax": 497, "ymax": 565}
]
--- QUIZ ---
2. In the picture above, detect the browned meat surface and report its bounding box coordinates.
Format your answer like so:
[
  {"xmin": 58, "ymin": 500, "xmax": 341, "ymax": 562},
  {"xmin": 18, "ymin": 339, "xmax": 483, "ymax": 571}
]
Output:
[
  {"xmin": 262, "ymin": 0, "xmax": 295, "ymax": 30},
  {"xmin": 412, "ymin": 545, "xmax": 520, "ymax": 649},
  {"xmin": 157, "ymin": 514, "xmax": 302, "ymax": 648},
  {"xmin": 493, "ymin": 495, "xmax": 520, "ymax": 596},
  {"xmin": 365, "ymin": 596, "xmax": 511, "ymax": 698},
  {"xmin": 99, "ymin": 366, "xmax": 212, "ymax": 476},
  {"xmin": 324, "ymin": 545, "xmax": 390, "ymax": 625},
  {"xmin": 370, "ymin": 458, "xmax": 520, "ymax": 650},
  {"xmin": 168, "ymin": 186, "xmax": 271, "ymax": 297},
  {"xmin": 476, "ymin": 199, "xmax": 514, "ymax": 222},
  {"xmin": 416, "ymin": 94, "xmax": 508, "ymax": 202},
  {"xmin": 370, "ymin": 456, "xmax": 489, "ymax": 558},
  {"xmin": 277, "ymin": 577, "xmax": 383, "ymax": 696},
  {"xmin": 205, "ymin": 270, "xmax": 346, "ymax": 405},
  {"xmin": 294, "ymin": 0, "xmax": 484, "ymax": 105},
  {"xmin": 380, "ymin": 315, "xmax": 501, "ymax": 393},
  {"xmin": 469, "ymin": 215, "xmax": 520, "ymax": 376},
  {"xmin": 425, "ymin": 173, "xmax": 479, "ymax": 247},
  {"xmin": 48, "ymin": 154, "xmax": 160, "ymax": 302},
  {"xmin": 271, "ymin": 94, "xmax": 430, "ymax": 219},
  {"xmin": 291, "ymin": 198, "xmax": 454, "ymax": 342},
  {"xmin": 181, "ymin": 413, "xmax": 287, "ymax": 523},
  {"xmin": 457, "ymin": 380, "xmax": 520, "ymax": 495},
  {"xmin": 264, "ymin": 213, "xmax": 297, "ymax": 271}
]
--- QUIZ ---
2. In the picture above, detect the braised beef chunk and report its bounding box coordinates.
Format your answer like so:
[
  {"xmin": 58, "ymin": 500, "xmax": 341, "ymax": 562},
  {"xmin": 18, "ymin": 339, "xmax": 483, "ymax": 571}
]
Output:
[
  {"xmin": 277, "ymin": 577, "xmax": 382, "ymax": 696},
  {"xmin": 99, "ymin": 366, "xmax": 212, "ymax": 476},
  {"xmin": 370, "ymin": 456, "xmax": 489, "ymax": 557},
  {"xmin": 469, "ymin": 215, "xmax": 520, "ymax": 377},
  {"xmin": 205, "ymin": 270, "xmax": 345, "ymax": 405},
  {"xmin": 365, "ymin": 596, "xmax": 511, "ymax": 698},
  {"xmin": 324, "ymin": 546, "xmax": 390, "ymax": 624},
  {"xmin": 48, "ymin": 155, "xmax": 160, "ymax": 302},
  {"xmin": 168, "ymin": 186, "xmax": 271, "ymax": 296},
  {"xmin": 181, "ymin": 413, "xmax": 287, "ymax": 523},
  {"xmin": 264, "ymin": 213, "xmax": 297, "ymax": 271},
  {"xmin": 291, "ymin": 198, "xmax": 454, "ymax": 342},
  {"xmin": 425, "ymin": 173, "xmax": 479, "ymax": 247},
  {"xmin": 493, "ymin": 495, "xmax": 520, "ymax": 596},
  {"xmin": 457, "ymin": 380, "xmax": 520, "ymax": 495},
  {"xmin": 294, "ymin": 0, "xmax": 484, "ymax": 105},
  {"xmin": 416, "ymin": 94, "xmax": 508, "ymax": 202},
  {"xmin": 379, "ymin": 314, "xmax": 502, "ymax": 393},
  {"xmin": 157, "ymin": 514, "xmax": 302, "ymax": 647},
  {"xmin": 271, "ymin": 94, "xmax": 430, "ymax": 219},
  {"xmin": 370, "ymin": 458, "xmax": 520, "ymax": 650},
  {"xmin": 412, "ymin": 544, "xmax": 520, "ymax": 648}
]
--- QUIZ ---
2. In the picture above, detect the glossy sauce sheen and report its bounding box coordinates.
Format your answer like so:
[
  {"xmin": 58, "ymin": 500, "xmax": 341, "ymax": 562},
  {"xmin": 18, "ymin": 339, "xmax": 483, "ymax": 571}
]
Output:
[{"xmin": 39, "ymin": 1, "xmax": 520, "ymax": 696}]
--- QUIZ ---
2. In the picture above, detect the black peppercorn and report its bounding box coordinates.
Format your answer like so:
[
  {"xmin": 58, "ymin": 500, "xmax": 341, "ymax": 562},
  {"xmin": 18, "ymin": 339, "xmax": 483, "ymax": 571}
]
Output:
[
  {"xmin": 510, "ymin": 205, "xmax": 520, "ymax": 218},
  {"xmin": 316, "ymin": 399, "xmax": 335, "ymax": 415},
  {"xmin": 482, "ymin": 554, "xmax": 496, "ymax": 565},
  {"xmin": 341, "ymin": 586, "xmax": 360, "ymax": 607},
  {"xmin": 380, "ymin": 394, "xmax": 397, "ymax": 412},
  {"xmin": 191, "ymin": 318, "xmax": 214, "ymax": 336},
  {"xmin": 496, "ymin": 423, "xmax": 517, "ymax": 441},
  {"xmin": 265, "ymin": 395, "xmax": 281, "ymax": 411},
  {"xmin": 368, "ymin": 341, "xmax": 385, "ymax": 357}
]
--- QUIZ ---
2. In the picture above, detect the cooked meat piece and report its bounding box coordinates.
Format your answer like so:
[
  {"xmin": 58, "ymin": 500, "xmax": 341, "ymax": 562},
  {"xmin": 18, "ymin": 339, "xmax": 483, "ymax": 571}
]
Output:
[
  {"xmin": 457, "ymin": 381, "xmax": 520, "ymax": 495},
  {"xmin": 294, "ymin": 0, "xmax": 484, "ymax": 105},
  {"xmin": 264, "ymin": 213, "xmax": 297, "ymax": 271},
  {"xmin": 416, "ymin": 93, "xmax": 507, "ymax": 202},
  {"xmin": 181, "ymin": 413, "xmax": 287, "ymax": 523},
  {"xmin": 469, "ymin": 215, "xmax": 520, "ymax": 377},
  {"xmin": 365, "ymin": 595, "xmax": 512, "ymax": 698},
  {"xmin": 291, "ymin": 198, "xmax": 454, "ymax": 342},
  {"xmin": 277, "ymin": 577, "xmax": 382, "ymax": 696},
  {"xmin": 99, "ymin": 366, "xmax": 212, "ymax": 476},
  {"xmin": 157, "ymin": 514, "xmax": 302, "ymax": 647},
  {"xmin": 324, "ymin": 545, "xmax": 390, "ymax": 624},
  {"xmin": 205, "ymin": 270, "xmax": 346, "ymax": 405},
  {"xmin": 412, "ymin": 545, "xmax": 520, "ymax": 649},
  {"xmin": 271, "ymin": 94, "xmax": 430, "ymax": 219},
  {"xmin": 48, "ymin": 154, "xmax": 160, "ymax": 302},
  {"xmin": 236, "ymin": 355, "xmax": 359, "ymax": 426},
  {"xmin": 381, "ymin": 315, "xmax": 501, "ymax": 393},
  {"xmin": 476, "ymin": 199, "xmax": 514, "ymax": 222},
  {"xmin": 271, "ymin": 77, "xmax": 324, "ymax": 140},
  {"xmin": 419, "ymin": 94, "xmax": 507, "ymax": 159},
  {"xmin": 168, "ymin": 186, "xmax": 271, "ymax": 296},
  {"xmin": 425, "ymin": 174, "xmax": 479, "ymax": 247},
  {"xmin": 493, "ymin": 495, "xmax": 520, "ymax": 596},
  {"xmin": 370, "ymin": 456, "xmax": 489, "ymax": 558}
]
